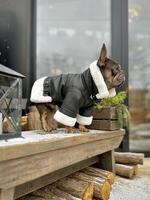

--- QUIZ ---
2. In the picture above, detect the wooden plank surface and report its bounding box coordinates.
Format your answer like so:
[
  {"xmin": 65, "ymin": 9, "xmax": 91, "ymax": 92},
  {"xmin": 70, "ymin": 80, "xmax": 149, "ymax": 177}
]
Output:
[
  {"xmin": 89, "ymin": 120, "xmax": 121, "ymax": 130},
  {"xmin": 0, "ymin": 129, "xmax": 124, "ymax": 162},
  {"xmin": 93, "ymin": 107, "xmax": 117, "ymax": 119},
  {"xmin": 0, "ymin": 135, "xmax": 123, "ymax": 188},
  {"xmin": 0, "ymin": 188, "xmax": 15, "ymax": 200},
  {"xmin": 14, "ymin": 157, "xmax": 99, "ymax": 199}
]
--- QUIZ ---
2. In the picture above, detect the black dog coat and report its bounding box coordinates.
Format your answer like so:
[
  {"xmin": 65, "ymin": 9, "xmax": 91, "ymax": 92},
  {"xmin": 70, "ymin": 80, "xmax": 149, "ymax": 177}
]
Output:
[{"xmin": 30, "ymin": 61, "xmax": 116, "ymax": 127}]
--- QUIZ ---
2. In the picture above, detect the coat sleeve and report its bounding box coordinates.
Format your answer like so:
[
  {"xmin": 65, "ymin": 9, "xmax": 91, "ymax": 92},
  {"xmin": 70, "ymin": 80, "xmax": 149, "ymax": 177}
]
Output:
[
  {"xmin": 53, "ymin": 88, "xmax": 82, "ymax": 127},
  {"xmin": 77, "ymin": 105, "xmax": 94, "ymax": 125}
]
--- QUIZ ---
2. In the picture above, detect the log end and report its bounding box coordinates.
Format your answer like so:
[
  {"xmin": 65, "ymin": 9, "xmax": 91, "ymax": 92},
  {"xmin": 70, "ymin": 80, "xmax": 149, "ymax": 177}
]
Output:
[
  {"xmin": 101, "ymin": 181, "xmax": 111, "ymax": 200},
  {"xmin": 115, "ymin": 164, "xmax": 134, "ymax": 179},
  {"xmin": 107, "ymin": 173, "xmax": 115, "ymax": 184},
  {"xmin": 83, "ymin": 182, "xmax": 94, "ymax": 200}
]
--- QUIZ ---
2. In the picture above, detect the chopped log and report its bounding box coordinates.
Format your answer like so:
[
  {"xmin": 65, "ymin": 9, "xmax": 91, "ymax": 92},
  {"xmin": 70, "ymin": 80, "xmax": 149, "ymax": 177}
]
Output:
[
  {"xmin": 27, "ymin": 106, "xmax": 42, "ymax": 130},
  {"xmin": 3, "ymin": 116, "xmax": 28, "ymax": 132},
  {"xmin": 45, "ymin": 185, "xmax": 81, "ymax": 200},
  {"xmin": 82, "ymin": 166, "xmax": 115, "ymax": 184},
  {"xmin": 115, "ymin": 163, "xmax": 134, "ymax": 178},
  {"xmin": 31, "ymin": 188, "xmax": 64, "ymax": 200},
  {"xmin": 71, "ymin": 171, "xmax": 111, "ymax": 200},
  {"xmin": 133, "ymin": 164, "xmax": 138, "ymax": 175},
  {"xmin": 21, "ymin": 116, "xmax": 28, "ymax": 131},
  {"xmin": 54, "ymin": 177, "xmax": 93, "ymax": 200},
  {"xmin": 82, "ymin": 182, "xmax": 94, "ymax": 200},
  {"xmin": 114, "ymin": 152, "xmax": 144, "ymax": 165},
  {"xmin": 127, "ymin": 164, "xmax": 138, "ymax": 175},
  {"xmin": 18, "ymin": 194, "xmax": 44, "ymax": 200},
  {"xmin": 3, "ymin": 117, "xmax": 14, "ymax": 132}
]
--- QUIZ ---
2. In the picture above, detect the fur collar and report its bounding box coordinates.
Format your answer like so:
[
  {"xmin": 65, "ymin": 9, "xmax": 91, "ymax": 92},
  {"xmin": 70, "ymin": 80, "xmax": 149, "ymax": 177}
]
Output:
[{"xmin": 89, "ymin": 60, "xmax": 116, "ymax": 99}]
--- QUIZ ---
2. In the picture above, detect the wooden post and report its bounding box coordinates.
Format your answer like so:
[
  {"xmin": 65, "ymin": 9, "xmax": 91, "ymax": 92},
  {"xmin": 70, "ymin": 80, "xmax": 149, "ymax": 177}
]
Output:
[
  {"xmin": 0, "ymin": 188, "xmax": 15, "ymax": 200},
  {"xmin": 97, "ymin": 150, "xmax": 115, "ymax": 173}
]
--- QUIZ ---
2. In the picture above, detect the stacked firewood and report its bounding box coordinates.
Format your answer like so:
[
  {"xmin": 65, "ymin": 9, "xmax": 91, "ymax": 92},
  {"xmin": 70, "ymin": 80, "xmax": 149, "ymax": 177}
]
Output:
[
  {"xmin": 18, "ymin": 152, "xmax": 144, "ymax": 200},
  {"xmin": 19, "ymin": 167, "xmax": 115, "ymax": 200},
  {"xmin": 114, "ymin": 152, "xmax": 144, "ymax": 179}
]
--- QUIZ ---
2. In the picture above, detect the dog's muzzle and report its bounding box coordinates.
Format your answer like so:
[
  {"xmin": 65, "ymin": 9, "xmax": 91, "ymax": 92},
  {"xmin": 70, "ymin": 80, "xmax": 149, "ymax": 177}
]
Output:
[{"xmin": 112, "ymin": 70, "xmax": 125, "ymax": 88}]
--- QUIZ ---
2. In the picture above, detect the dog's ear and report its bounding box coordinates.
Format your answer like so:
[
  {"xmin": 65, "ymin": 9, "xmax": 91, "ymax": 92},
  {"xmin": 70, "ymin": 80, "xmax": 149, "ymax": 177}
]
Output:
[{"xmin": 97, "ymin": 43, "xmax": 107, "ymax": 67}]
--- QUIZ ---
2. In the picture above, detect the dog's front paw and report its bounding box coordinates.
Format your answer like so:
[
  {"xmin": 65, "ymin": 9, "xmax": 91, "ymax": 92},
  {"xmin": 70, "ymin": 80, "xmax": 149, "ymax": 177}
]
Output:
[
  {"xmin": 42, "ymin": 120, "xmax": 52, "ymax": 132},
  {"xmin": 79, "ymin": 125, "xmax": 89, "ymax": 132},
  {"xmin": 65, "ymin": 126, "xmax": 77, "ymax": 133},
  {"xmin": 43, "ymin": 124, "xmax": 52, "ymax": 132}
]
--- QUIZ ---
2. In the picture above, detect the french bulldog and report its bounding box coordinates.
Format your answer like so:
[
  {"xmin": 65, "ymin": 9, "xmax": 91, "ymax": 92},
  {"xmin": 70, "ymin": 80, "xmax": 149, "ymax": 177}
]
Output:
[{"xmin": 30, "ymin": 43, "xmax": 125, "ymax": 133}]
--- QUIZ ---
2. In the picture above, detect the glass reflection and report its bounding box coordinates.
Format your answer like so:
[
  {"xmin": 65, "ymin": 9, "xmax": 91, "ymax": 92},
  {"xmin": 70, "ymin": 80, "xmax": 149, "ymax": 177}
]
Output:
[
  {"xmin": 129, "ymin": 0, "xmax": 150, "ymax": 153},
  {"xmin": 36, "ymin": 0, "xmax": 111, "ymax": 78}
]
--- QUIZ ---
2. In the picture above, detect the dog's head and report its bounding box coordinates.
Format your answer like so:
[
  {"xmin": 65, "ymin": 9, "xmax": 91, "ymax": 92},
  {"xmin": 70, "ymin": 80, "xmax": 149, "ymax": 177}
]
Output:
[{"xmin": 97, "ymin": 43, "xmax": 125, "ymax": 90}]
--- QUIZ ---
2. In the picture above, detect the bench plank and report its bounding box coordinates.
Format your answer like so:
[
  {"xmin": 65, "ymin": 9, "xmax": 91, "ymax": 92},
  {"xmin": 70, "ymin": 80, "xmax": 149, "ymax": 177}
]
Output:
[
  {"xmin": 14, "ymin": 157, "xmax": 99, "ymax": 199},
  {"xmin": 0, "ymin": 135, "xmax": 123, "ymax": 188},
  {"xmin": 0, "ymin": 188, "xmax": 15, "ymax": 200},
  {"xmin": 0, "ymin": 129, "xmax": 124, "ymax": 162},
  {"xmin": 0, "ymin": 129, "xmax": 124, "ymax": 200}
]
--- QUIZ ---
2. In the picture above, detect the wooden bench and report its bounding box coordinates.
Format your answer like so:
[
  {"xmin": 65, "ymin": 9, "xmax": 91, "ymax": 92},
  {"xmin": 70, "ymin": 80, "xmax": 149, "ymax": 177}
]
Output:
[{"xmin": 0, "ymin": 129, "xmax": 124, "ymax": 200}]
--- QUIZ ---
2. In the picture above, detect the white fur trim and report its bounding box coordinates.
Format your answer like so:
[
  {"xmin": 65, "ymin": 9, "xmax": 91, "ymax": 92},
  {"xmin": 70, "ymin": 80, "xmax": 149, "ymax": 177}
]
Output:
[
  {"xmin": 77, "ymin": 114, "xmax": 93, "ymax": 125},
  {"xmin": 109, "ymin": 88, "xmax": 116, "ymax": 97},
  {"xmin": 89, "ymin": 60, "xmax": 116, "ymax": 99},
  {"xmin": 54, "ymin": 110, "xmax": 76, "ymax": 127},
  {"xmin": 30, "ymin": 76, "xmax": 52, "ymax": 103}
]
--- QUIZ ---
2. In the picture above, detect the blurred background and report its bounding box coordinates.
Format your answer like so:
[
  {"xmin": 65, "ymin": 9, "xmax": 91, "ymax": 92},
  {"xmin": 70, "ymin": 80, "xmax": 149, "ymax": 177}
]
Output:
[{"xmin": 0, "ymin": 0, "xmax": 150, "ymax": 155}]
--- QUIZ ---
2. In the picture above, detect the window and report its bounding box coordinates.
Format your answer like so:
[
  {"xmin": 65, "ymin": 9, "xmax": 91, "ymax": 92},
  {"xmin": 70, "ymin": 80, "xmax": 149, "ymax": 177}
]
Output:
[
  {"xmin": 36, "ymin": 0, "xmax": 111, "ymax": 78},
  {"xmin": 129, "ymin": 0, "xmax": 150, "ymax": 152}
]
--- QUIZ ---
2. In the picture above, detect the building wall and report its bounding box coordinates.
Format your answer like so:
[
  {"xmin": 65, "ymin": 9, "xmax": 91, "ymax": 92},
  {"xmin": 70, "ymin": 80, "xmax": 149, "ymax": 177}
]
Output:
[{"xmin": 0, "ymin": 0, "xmax": 36, "ymax": 99}]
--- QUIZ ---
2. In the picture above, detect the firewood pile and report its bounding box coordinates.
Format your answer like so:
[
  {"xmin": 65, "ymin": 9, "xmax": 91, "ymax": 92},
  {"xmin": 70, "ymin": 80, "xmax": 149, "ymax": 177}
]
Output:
[
  {"xmin": 114, "ymin": 152, "xmax": 144, "ymax": 179},
  {"xmin": 18, "ymin": 167, "xmax": 115, "ymax": 200},
  {"xmin": 18, "ymin": 152, "xmax": 144, "ymax": 200}
]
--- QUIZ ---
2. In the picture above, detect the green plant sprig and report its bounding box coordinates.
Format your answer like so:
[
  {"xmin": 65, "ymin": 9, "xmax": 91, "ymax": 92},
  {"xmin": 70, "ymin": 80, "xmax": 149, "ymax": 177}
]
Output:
[
  {"xmin": 95, "ymin": 91, "xmax": 127, "ymax": 110},
  {"xmin": 95, "ymin": 91, "xmax": 130, "ymax": 128}
]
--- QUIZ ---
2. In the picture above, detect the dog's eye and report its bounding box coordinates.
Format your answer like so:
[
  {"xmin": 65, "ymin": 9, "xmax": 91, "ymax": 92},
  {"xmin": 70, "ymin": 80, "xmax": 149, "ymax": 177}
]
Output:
[
  {"xmin": 112, "ymin": 68, "xmax": 118, "ymax": 75},
  {"xmin": 118, "ymin": 64, "xmax": 121, "ymax": 69}
]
